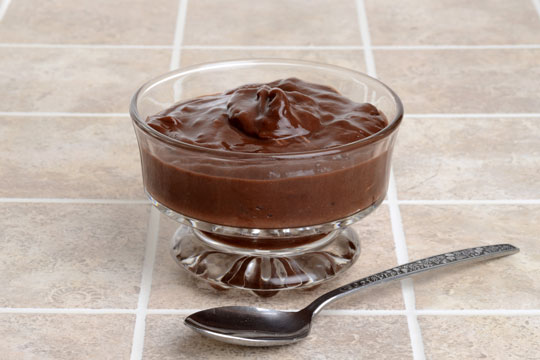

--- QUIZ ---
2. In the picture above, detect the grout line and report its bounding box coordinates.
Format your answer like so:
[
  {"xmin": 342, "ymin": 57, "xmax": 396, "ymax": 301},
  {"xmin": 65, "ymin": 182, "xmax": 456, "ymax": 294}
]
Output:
[
  {"xmin": 1, "ymin": 43, "xmax": 540, "ymax": 51},
  {"xmin": 0, "ymin": 308, "xmax": 137, "ymax": 314},
  {"xmin": 130, "ymin": 1, "xmax": 186, "ymax": 358},
  {"xmin": 147, "ymin": 309, "xmax": 200, "ymax": 315},
  {"xmin": 1, "ymin": 198, "xmax": 537, "ymax": 206},
  {"xmin": 147, "ymin": 309, "xmax": 408, "ymax": 316},
  {"xmin": 2, "ymin": 111, "xmax": 539, "ymax": 119},
  {"xmin": 169, "ymin": 0, "xmax": 189, "ymax": 71},
  {"xmin": 320, "ymin": 309, "xmax": 406, "ymax": 316},
  {"xmin": 0, "ymin": 43, "xmax": 173, "ymax": 49},
  {"xmin": 0, "ymin": 0, "xmax": 12, "ymax": 21},
  {"xmin": 130, "ymin": 207, "xmax": 160, "ymax": 360},
  {"xmin": 0, "ymin": 198, "xmax": 150, "ymax": 205},
  {"xmin": 185, "ymin": 44, "xmax": 540, "ymax": 50},
  {"xmin": 533, "ymin": 0, "xmax": 540, "ymax": 20},
  {"xmin": 388, "ymin": 171, "xmax": 426, "ymax": 360},
  {"xmin": 387, "ymin": 172, "xmax": 410, "ymax": 264},
  {"xmin": 373, "ymin": 44, "xmax": 540, "ymax": 50},
  {"xmin": 399, "ymin": 199, "xmax": 540, "ymax": 205},
  {"xmin": 1, "ymin": 307, "xmax": 539, "ymax": 316},
  {"xmin": 356, "ymin": 0, "xmax": 376, "ymax": 77},
  {"xmin": 389, "ymin": 170, "xmax": 427, "ymax": 360},
  {"xmin": 182, "ymin": 44, "xmax": 365, "ymax": 50},
  {"xmin": 406, "ymin": 113, "xmax": 540, "ymax": 119},
  {"xmin": 356, "ymin": 1, "xmax": 426, "ymax": 358},
  {"xmin": 417, "ymin": 309, "xmax": 540, "ymax": 316},
  {"xmin": 0, "ymin": 111, "xmax": 128, "ymax": 117}
]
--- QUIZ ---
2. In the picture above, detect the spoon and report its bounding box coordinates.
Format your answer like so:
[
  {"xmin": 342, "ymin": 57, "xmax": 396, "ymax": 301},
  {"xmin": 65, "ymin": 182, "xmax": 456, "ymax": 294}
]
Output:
[{"xmin": 184, "ymin": 243, "xmax": 518, "ymax": 346}]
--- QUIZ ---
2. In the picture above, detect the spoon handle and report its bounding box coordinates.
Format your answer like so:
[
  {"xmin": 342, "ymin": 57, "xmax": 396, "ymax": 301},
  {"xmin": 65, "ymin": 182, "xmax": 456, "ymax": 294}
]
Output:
[{"xmin": 304, "ymin": 244, "xmax": 519, "ymax": 316}]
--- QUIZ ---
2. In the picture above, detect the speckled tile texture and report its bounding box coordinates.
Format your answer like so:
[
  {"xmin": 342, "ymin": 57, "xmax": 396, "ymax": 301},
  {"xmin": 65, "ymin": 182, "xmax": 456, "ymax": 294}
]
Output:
[
  {"xmin": 366, "ymin": 0, "xmax": 540, "ymax": 45},
  {"xmin": 0, "ymin": 48, "xmax": 171, "ymax": 112},
  {"xmin": 143, "ymin": 315, "xmax": 412, "ymax": 360},
  {"xmin": 0, "ymin": 116, "xmax": 144, "ymax": 198},
  {"xmin": 0, "ymin": 314, "xmax": 135, "ymax": 359},
  {"xmin": 0, "ymin": 0, "xmax": 179, "ymax": 45},
  {"xmin": 183, "ymin": 0, "xmax": 362, "ymax": 46},
  {"xmin": 419, "ymin": 316, "xmax": 540, "ymax": 359},
  {"xmin": 1, "ymin": 0, "xmax": 539, "ymax": 359},
  {"xmin": 0, "ymin": 204, "xmax": 149, "ymax": 308},
  {"xmin": 180, "ymin": 49, "xmax": 367, "ymax": 72},
  {"xmin": 393, "ymin": 117, "xmax": 540, "ymax": 200},
  {"xmin": 374, "ymin": 49, "xmax": 540, "ymax": 114},
  {"xmin": 402, "ymin": 205, "xmax": 540, "ymax": 310}
]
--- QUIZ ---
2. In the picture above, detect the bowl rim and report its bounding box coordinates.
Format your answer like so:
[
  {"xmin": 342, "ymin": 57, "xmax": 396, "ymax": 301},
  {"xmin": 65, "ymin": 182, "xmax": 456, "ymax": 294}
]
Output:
[{"xmin": 130, "ymin": 58, "xmax": 404, "ymax": 158}]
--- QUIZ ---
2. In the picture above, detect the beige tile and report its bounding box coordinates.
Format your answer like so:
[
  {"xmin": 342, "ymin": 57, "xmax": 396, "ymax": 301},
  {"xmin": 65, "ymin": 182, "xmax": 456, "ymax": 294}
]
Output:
[
  {"xmin": 0, "ymin": 314, "xmax": 134, "ymax": 360},
  {"xmin": 374, "ymin": 49, "xmax": 540, "ymax": 113},
  {"xmin": 393, "ymin": 117, "xmax": 540, "ymax": 200},
  {"xmin": 0, "ymin": 116, "xmax": 144, "ymax": 199},
  {"xmin": 401, "ymin": 205, "xmax": 540, "ymax": 309},
  {"xmin": 180, "ymin": 49, "xmax": 366, "ymax": 72},
  {"xmin": 149, "ymin": 205, "xmax": 404, "ymax": 310},
  {"xmin": 0, "ymin": 48, "xmax": 170, "ymax": 112},
  {"xmin": 0, "ymin": 204, "xmax": 149, "ymax": 308},
  {"xmin": 0, "ymin": 0, "xmax": 178, "ymax": 45},
  {"xmin": 419, "ymin": 316, "xmax": 540, "ymax": 359},
  {"xmin": 366, "ymin": 0, "xmax": 540, "ymax": 45},
  {"xmin": 183, "ymin": 0, "xmax": 362, "ymax": 46},
  {"xmin": 131, "ymin": 49, "xmax": 370, "ymax": 105},
  {"xmin": 177, "ymin": 49, "xmax": 367, "ymax": 98},
  {"xmin": 144, "ymin": 314, "xmax": 412, "ymax": 359}
]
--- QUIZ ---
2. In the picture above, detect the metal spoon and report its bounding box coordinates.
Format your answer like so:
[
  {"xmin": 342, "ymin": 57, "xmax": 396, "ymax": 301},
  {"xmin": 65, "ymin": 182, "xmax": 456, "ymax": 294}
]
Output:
[{"xmin": 185, "ymin": 243, "xmax": 518, "ymax": 346}]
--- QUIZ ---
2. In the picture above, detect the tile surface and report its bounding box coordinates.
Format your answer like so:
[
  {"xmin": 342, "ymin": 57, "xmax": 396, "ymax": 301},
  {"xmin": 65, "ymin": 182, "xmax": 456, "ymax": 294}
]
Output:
[
  {"xmin": 1, "ymin": 0, "xmax": 540, "ymax": 358},
  {"xmin": 0, "ymin": 116, "xmax": 144, "ymax": 199},
  {"xmin": 419, "ymin": 316, "xmax": 540, "ymax": 359},
  {"xmin": 0, "ymin": 48, "xmax": 170, "ymax": 112},
  {"xmin": 180, "ymin": 49, "xmax": 367, "ymax": 72},
  {"xmin": 393, "ymin": 117, "xmax": 540, "ymax": 200},
  {"xmin": 374, "ymin": 49, "xmax": 540, "ymax": 113},
  {"xmin": 0, "ymin": 0, "xmax": 178, "ymax": 45},
  {"xmin": 401, "ymin": 205, "xmax": 540, "ymax": 309},
  {"xmin": 144, "ymin": 314, "xmax": 412, "ymax": 359},
  {"xmin": 0, "ymin": 204, "xmax": 149, "ymax": 308},
  {"xmin": 177, "ymin": 49, "xmax": 368, "ymax": 98},
  {"xmin": 0, "ymin": 314, "xmax": 134, "ymax": 360},
  {"xmin": 149, "ymin": 206, "xmax": 404, "ymax": 310},
  {"xmin": 183, "ymin": 0, "xmax": 362, "ymax": 46},
  {"xmin": 366, "ymin": 0, "xmax": 540, "ymax": 45}
]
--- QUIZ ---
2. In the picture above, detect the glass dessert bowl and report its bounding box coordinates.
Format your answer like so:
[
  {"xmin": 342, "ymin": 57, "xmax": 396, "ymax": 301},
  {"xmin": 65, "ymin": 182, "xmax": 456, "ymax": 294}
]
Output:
[{"xmin": 130, "ymin": 59, "xmax": 403, "ymax": 297}]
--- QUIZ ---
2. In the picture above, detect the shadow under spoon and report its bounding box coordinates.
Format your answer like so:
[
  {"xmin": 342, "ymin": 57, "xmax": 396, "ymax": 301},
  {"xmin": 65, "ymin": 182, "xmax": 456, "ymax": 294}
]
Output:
[{"xmin": 184, "ymin": 243, "xmax": 519, "ymax": 346}]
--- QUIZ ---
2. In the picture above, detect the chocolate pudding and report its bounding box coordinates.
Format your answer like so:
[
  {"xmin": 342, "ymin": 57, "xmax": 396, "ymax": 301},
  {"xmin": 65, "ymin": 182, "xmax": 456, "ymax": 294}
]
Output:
[{"xmin": 140, "ymin": 78, "xmax": 392, "ymax": 229}]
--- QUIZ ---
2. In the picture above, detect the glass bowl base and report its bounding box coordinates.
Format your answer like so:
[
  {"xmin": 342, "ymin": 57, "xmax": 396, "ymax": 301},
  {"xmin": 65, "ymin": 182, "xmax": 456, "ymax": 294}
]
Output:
[{"xmin": 170, "ymin": 225, "xmax": 361, "ymax": 297}]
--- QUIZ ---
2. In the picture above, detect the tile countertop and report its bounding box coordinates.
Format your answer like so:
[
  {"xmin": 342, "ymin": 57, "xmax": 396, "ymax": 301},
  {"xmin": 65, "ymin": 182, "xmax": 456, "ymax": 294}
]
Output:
[{"xmin": 1, "ymin": 0, "xmax": 539, "ymax": 359}]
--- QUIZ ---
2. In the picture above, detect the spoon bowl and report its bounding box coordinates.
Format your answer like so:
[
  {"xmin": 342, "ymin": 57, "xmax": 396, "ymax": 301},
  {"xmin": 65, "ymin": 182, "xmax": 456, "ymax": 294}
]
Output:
[
  {"xmin": 185, "ymin": 306, "xmax": 312, "ymax": 346},
  {"xmin": 184, "ymin": 244, "xmax": 519, "ymax": 346}
]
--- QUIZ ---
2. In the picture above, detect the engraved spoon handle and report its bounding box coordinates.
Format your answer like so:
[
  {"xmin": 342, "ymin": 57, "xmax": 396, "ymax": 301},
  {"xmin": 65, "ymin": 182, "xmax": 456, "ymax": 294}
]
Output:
[{"xmin": 304, "ymin": 244, "xmax": 519, "ymax": 316}]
